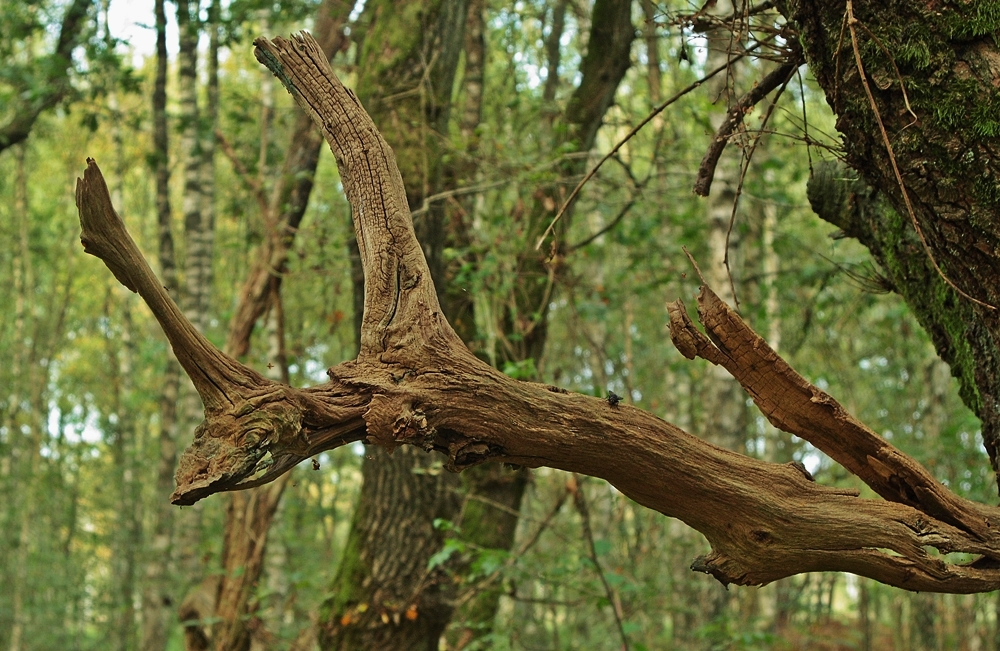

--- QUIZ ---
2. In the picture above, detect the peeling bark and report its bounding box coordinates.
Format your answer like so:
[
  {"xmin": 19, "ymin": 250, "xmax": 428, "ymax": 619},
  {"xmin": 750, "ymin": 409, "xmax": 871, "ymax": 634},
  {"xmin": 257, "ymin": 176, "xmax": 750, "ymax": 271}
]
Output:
[{"xmin": 74, "ymin": 32, "xmax": 1000, "ymax": 594}]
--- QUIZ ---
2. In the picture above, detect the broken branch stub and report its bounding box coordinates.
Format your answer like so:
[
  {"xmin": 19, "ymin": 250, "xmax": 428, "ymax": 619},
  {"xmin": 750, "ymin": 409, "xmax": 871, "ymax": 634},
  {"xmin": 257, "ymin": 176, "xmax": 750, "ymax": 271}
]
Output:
[
  {"xmin": 667, "ymin": 285, "xmax": 998, "ymax": 540},
  {"xmin": 71, "ymin": 31, "xmax": 1000, "ymax": 593}
]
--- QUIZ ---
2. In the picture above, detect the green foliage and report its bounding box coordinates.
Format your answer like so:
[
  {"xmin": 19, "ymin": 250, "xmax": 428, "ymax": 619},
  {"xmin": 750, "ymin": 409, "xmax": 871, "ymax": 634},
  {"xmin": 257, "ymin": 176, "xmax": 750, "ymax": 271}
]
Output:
[{"xmin": 501, "ymin": 357, "xmax": 538, "ymax": 380}]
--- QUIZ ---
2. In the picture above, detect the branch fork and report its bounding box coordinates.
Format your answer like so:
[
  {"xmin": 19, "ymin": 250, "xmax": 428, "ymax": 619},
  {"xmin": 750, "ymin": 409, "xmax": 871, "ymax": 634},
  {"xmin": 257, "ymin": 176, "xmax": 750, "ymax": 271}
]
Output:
[{"xmin": 75, "ymin": 32, "xmax": 1000, "ymax": 593}]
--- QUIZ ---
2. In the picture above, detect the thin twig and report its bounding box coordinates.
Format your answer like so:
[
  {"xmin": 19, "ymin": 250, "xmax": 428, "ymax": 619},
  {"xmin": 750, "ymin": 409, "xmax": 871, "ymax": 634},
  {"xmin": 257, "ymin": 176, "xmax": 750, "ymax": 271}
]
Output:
[
  {"xmin": 453, "ymin": 484, "xmax": 570, "ymax": 610},
  {"xmin": 694, "ymin": 54, "xmax": 803, "ymax": 196},
  {"xmin": 410, "ymin": 179, "xmax": 508, "ymax": 217},
  {"xmin": 853, "ymin": 20, "xmax": 917, "ymax": 125},
  {"xmin": 722, "ymin": 64, "xmax": 796, "ymax": 310},
  {"xmin": 845, "ymin": 0, "xmax": 995, "ymax": 310},
  {"xmin": 535, "ymin": 37, "xmax": 774, "ymax": 251},
  {"xmin": 458, "ymin": 491, "xmax": 525, "ymax": 519},
  {"xmin": 682, "ymin": 246, "xmax": 708, "ymax": 285},
  {"xmin": 570, "ymin": 199, "xmax": 638, "ymax": 251},
  {"xmin": 572, "ymin": 475, "xmax": 630, "ymax": 651},
  {"xmin": 797, "ymin": 68, "xmax": 813, "ymax": 178},
  {"xmin": 216, "ymin": 128, "xmax": 269, "ymax": 218}
]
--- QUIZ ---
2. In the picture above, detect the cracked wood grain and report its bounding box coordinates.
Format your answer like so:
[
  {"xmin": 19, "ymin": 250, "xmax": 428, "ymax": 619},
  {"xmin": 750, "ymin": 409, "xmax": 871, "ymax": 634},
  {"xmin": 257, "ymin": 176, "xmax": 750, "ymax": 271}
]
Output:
[{"xmin": 73, "ymin": 31, "xmax": 1000, "ymax": 594}]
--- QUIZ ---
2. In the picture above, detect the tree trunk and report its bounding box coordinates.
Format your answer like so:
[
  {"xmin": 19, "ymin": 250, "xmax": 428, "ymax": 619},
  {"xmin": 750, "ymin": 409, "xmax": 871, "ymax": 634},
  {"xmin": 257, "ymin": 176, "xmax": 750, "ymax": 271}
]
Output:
[
  {"xmin": 225, "ymin": 0, "xmax": 351, "ymax": 360},
  {"xmin": 543, "ymin": 0, "xmax": 568, "ymax": 103},
  {"xmin": 318, "ymin": 1, "xmax": 471, "ymax": 647},
  {"xmin": 140, "ymin": 1, "xmax": 183, "ymax": 647},
  {"xmin": 499, "ymin": 0, "xmax": 633, "ymax": 367},
  {"xmin": 701, "ymin": 0, "xmax": 748, "ymax": 456},
  {"xmin": 178, "ymin": 0, "xmax": 210, "ymax": 333},
  {"xmin": 109, "ymin": 299, "xmax": 141, "ymax": 651},
  {"xmin": 172, "ymin": 0, "xmax": 210, "ymax": 593},
  {"xmin": 782, "ymin": 0, "xmax": 1000, "ymax": 487},
  {"xmin": 6, "ymin": 145, "xmax": 36, "ymax": 651},
  {"xmin": 176, "ymin": 3, "xmax": 353, "ymax": 649}
]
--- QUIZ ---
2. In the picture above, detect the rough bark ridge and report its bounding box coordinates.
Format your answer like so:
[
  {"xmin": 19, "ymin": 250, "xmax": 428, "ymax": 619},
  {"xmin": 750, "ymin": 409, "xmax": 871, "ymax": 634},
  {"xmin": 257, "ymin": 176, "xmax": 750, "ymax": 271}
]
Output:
[
  {"xmin": 76, "ymin": 33, "xmax": 1000, "ymax": 594},
  {"xmin": 317, "ymin": 1, "xmax": 471, "ymax": 647},
  {"xmin": 777, "ymin": 0, "xmax": 1000, "ymax": 476}
]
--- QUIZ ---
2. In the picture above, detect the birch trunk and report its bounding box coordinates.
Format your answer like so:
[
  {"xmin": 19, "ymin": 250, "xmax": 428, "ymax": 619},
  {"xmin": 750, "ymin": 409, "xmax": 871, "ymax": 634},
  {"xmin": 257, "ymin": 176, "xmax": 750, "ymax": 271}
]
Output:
[{"xmin": 139, "ymin": 1, "xmax": 183, "ymax": 647}]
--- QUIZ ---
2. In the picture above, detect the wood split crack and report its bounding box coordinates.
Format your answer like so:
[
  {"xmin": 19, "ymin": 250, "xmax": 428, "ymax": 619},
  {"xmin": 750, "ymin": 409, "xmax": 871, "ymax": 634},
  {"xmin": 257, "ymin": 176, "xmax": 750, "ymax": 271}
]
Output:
[{"xmin": 67, "ymin": 31, "xmax": 1000, "ymax": 595}]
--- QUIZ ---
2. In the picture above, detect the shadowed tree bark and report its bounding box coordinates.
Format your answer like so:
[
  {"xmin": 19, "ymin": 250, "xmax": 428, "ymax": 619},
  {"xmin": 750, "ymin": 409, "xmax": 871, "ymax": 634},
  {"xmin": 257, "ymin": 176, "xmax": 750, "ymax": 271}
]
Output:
[{"xmin": 316, "ymin": 1, "xmax": 471, "ymax": 647}]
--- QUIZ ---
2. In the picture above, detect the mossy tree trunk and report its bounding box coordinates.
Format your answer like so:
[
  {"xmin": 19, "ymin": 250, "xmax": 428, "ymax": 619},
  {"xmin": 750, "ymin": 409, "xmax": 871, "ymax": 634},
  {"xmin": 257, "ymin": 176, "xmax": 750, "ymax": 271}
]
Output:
[{"xmin": 782, "ymin": 0, "xmax": 1000, "ymax": 486}]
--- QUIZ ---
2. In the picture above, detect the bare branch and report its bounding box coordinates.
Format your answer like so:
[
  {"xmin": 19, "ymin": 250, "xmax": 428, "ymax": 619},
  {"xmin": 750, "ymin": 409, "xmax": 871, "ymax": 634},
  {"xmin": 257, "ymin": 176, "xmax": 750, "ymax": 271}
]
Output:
[
  {"xmin": 693, "ymin": 55, "xmax": 802, "ymax": 197},
  {"xmin": 74, "ymin": 32, "xmax": 1000, "ymax": 595},
  {"xmin": 667, "ymin": 283, "xmax": 999, "ymax": 538}
]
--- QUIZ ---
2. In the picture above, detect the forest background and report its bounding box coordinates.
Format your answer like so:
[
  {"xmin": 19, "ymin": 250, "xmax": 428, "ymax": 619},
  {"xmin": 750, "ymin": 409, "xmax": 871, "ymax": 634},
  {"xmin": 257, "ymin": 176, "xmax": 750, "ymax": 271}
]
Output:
[{"xmin": 2, "ymin": 0, "xmax": 997, "ymax": 649}]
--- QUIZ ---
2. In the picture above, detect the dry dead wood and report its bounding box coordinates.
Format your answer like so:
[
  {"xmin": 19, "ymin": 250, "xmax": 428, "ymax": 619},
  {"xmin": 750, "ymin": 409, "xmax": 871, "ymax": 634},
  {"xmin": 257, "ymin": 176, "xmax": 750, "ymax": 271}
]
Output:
[{"xmin": 75, "ymin": 32, "xmax": 1000, "ymax": 594}]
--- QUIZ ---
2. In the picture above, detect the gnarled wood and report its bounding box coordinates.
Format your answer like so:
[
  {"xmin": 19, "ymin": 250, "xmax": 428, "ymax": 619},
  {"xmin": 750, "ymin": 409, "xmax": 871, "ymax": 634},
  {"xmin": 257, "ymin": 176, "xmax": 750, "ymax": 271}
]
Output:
[{"xmin": 76, "ymin": 32, "xmax": 1000, "ymax": 594}]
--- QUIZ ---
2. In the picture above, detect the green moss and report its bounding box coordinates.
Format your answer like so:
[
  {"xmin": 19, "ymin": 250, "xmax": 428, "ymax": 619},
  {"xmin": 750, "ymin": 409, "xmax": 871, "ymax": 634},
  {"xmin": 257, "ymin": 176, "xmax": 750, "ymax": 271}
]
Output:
[
  {"xmin": 255, "ymin": 48, "xmax": 297, "ymax": 97},
  {"xmin": 356, "ymin": 0, "xmax": 440, "ymax": 101},
  {"xmin": 845, "ymin": 2, "xmax": 1000, "ymax": 146},
  {"xmin": 944, "ymin": 1, "xmax": 1000, "ymax": 39},
  {"xmin": 870, "ymin": 199, "xmax": 983, "ymax": 414},
  {"xmin": 319, "ymin": 503, "xmax": 369, "ymax": 622}
]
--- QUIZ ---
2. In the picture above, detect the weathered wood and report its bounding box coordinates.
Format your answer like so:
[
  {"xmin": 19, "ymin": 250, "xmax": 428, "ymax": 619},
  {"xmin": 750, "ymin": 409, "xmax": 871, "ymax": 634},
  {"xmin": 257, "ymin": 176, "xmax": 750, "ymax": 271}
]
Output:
[{"xmin": 75, "ymin": 32, "xmax": 1000, "ymax": 594}]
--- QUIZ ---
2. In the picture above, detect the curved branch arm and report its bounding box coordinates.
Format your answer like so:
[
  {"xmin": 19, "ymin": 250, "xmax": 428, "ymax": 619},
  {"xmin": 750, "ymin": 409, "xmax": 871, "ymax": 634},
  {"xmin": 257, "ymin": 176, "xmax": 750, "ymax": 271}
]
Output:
[
  {"xmin": 668, "ymin": 285, "xmax": 999, "ymax": 540},
  {"xmin": 77, "ymin": 159, "xmax": 254, "ymax": 409},
  {"xmin": 253, "ymin": 34, "xmax": 462, "ymax": 362},
  {"xmin": 73, "ymin": 32, "xmax": 1000, "ymax": 594}
]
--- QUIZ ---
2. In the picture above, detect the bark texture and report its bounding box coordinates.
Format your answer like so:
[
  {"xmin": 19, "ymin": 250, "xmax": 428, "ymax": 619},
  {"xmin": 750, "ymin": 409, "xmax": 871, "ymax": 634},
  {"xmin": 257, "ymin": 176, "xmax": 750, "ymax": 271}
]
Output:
[
  {"xmin": 74, "ymin": 32, "xmax": 1000, "ymax": 595},
  {"xmin": 778, "ymin": 0, "xmax": 1000, "ymax": 479},
  {"xmin": 318, "ymin": 1, "xmax": 470, "ymax": 647}
]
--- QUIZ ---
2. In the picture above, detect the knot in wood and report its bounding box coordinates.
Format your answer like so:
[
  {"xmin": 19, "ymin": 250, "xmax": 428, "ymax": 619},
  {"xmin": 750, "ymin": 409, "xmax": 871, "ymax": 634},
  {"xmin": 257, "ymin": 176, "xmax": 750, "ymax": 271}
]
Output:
[{"xmin": 364, "ymin": 394, "xmax": 433, "ymax": 453}]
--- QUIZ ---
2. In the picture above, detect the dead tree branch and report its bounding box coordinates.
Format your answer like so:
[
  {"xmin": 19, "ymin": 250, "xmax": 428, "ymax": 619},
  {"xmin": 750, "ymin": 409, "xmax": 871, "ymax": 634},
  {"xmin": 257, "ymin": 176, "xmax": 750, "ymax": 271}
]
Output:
[
  {"xmin": 693, "ymin": 54, "xmax": 803, "ymax": 197},
  {"xmin": 74, "ymin": 32, "xmax": 1000, "ymax": 595}
]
